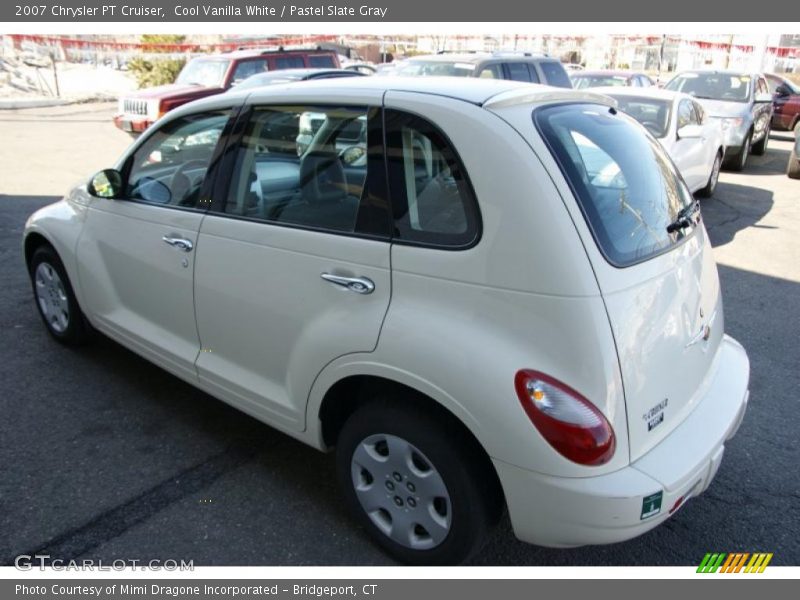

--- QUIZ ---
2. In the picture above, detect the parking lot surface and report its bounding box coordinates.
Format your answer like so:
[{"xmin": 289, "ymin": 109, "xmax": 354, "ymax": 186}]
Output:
[{"xmin": 0, "ymin": 103, "xmax": 798, "ymax": 565}]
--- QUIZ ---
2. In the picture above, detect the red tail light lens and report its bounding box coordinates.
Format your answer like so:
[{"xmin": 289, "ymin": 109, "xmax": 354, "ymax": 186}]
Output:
[{"xmin": 514, "ymin": 369, "xmax": 615, "ymax": 465}]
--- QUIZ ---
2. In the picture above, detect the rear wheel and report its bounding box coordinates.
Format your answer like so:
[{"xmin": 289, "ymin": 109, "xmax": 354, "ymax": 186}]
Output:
[
  {"xmin": 698, "ymin": 151, "xmax": 723, "ymax": 198},
  {"xmin": 751, "ymin": 124, "xmax": 770, "ymax": 156},
  {"xmin": 29, "ymin": 245, "xmax": 91, "ymax": 345},
  {"xmin": 788, "ymin": 148, "xmax": 800, "ymax": 179},
  {"xmin": 336, "ymin": 399, "xmax": 497, "ymax": 564}
]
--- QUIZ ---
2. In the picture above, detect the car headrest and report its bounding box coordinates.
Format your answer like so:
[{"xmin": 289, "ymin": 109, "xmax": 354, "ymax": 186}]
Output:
[{"xmin": 299, "ymin": 151, "xmax": 347, "ymax": 205}]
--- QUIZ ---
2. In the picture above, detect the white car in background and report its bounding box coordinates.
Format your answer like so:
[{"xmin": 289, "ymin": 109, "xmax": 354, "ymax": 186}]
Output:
[{"xmin": 597, "ymin": 87, "xmax": 726, "ymax": 197}]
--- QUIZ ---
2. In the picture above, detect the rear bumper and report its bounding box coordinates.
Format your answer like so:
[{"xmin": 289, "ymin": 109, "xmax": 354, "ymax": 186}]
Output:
[
  {"xmin": 496, "ymin": 334, "xmax": 749, "ymax": 548},
  {"xmin": 113, "ymin": 114, "xmax": 153, "ymax": 134}
]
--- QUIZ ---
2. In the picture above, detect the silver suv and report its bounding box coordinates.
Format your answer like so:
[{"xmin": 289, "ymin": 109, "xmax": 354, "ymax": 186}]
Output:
[
  {"xmin": 665, "ymin": 70, "xmax": 774, "ymax": 171},
  {"xmin": 391, "ymin": 51, "xmax": 573, "ymax": 88}
]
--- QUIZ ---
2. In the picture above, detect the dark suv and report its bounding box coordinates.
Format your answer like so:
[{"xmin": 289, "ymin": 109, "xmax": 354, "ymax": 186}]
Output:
[
  {"xmin": 391, "ymin": 52, "xmax": 572, "ymax": 88},
  {"xmin": 114, "ymin": 47, "xmax": 340, "ymax": 134}
]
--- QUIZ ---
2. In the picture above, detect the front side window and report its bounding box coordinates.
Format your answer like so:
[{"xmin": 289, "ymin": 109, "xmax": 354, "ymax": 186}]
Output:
[
  {"xmin": 175, "ymin": 59, "xmax": 230, "ymax": 88},
  {"xmin": 125, "ymin": 111, "xmax": 230, "ymax": 208},
  {"xmin": 478, "ymin": 64, "xmax": 503, "ymax": 79},
  {"xmin": 384, "ymin": 110, "xmax": 480, "ymax": 247},
  {"xmin": 222, "ymin": 105, "xmax": 373, "ymax": 234},
  {"xmin": 393, "ymin": 60, "xmax": 476, "ymax": 77},
  {"xmin": 231, "ymin": 59, "xmax": 269, "ymax": 85},
  {"xmin": 535, "ymin": 103, "xmax": 695, "ymax": 266}
]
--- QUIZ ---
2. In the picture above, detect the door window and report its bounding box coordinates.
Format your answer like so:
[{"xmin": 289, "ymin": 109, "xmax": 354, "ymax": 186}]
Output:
[
  {"xmin": 384, "ymin": 110, "xmax": 480, "ymax": 247},
  {"xmin": 506, "ymin": 62, "xmax": 531, "ymax": 82},
  {"xmin": 125, "ymin": 111, "xmax": 230, "ymax": 208},
  {"xmin": 309, "ymin": 55, "xmax": 336, "ymax": 68},
  {"xmin": 222, "ymin": 105, "xmax": 375, "ymax": 234},
  {"xmin": 274, "ymin": 56, "xmax": 305, "ymax": 69},
  {"xmin": 478, "ymin": 64, "xmax": 503, "ymax": 79},
  {"xmin": 231, "ymin": 59, "xmax": 269, "ymax": 85}
]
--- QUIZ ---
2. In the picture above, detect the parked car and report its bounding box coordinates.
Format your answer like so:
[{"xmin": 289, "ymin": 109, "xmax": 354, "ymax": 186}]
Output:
[
  {"xmin": 113, "ymin": 48, "xmax": 340, "ymax": 135},
  {"xmin": 391, "ymin": 52, "xmax": 572, "ymax": 87},
  {"xmin": 788, "ymin": 122, "xmax": 800, "ymax": 179},
  {"xmin": 25, "ymin": 77, "xmax": 749, "ymax": 565},
  {"xmin": 571, "ymin": 70, "xmax": 655, "ymax": 89},
  {"xmin": 765, "ymin": 73, "xmax": 800, "ymax": 131},
  {"xmin": 665, "ymin": 70, "xmax": 773, "ymax": 171},
  {"xmin": 230, "ymin": 68, "xmax": 366, "ymax": 91},
  {"xmin": 598, "ymin": 87, "xmax": 725, "ymax": 196}
]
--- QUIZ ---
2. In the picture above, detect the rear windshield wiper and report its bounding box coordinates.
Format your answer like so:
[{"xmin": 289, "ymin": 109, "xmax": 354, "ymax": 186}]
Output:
[{"xmin": 666, "ymin": 201, "xmax": 700, "ymax": 234}]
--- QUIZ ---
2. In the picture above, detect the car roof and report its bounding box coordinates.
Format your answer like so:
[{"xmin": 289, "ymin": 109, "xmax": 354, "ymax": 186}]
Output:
[
  {"xmin": 592, "ymin": 86, "xmax": 683, "ymax": 102},
  {"xmin": 250, "ymin": 68, "xmax": 356, "ymax": 80},
  {"xmin": 406, "ymin": 52, "xmax": 554, "ymax": 64},
  {"xmin": 674, "ymin": 69, "xmax": 761, "ymax": 77},
  {"xmin": 200, "ymin": 47, "xmax": 337, "ymax": 59},
  {"xmin": 183, "ymin": 76, "xmax": 613, "ymax": 117},
  {"xmin": 572, "ymin": 70, "xmax": 642, "ymax": 77}
]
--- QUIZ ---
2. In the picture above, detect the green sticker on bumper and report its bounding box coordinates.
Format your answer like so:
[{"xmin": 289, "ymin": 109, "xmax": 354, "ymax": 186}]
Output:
[{"xmin": 641, "ymin": 491, "xmax": 663, "ymax": 520}]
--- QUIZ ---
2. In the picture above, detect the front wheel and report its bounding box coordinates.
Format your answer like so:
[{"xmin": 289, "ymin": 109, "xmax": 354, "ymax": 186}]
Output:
[
  {"xmin": 727, "ymin": 132, "xmax": 752, "ymax": 172},
  {"xmin": 29, "ymin": 245, "xmax": 91, "ymax": 345},
  {"xmin": 751, "ymin": 123, "xmax": 770, "ymax": 156},
  {"xmin": 336, "ymin": 400, "xmax": 497, "ymax": 564},
  {"xmin": 698, "ymin": 151, "xmax": 723, "ymax": 198}
]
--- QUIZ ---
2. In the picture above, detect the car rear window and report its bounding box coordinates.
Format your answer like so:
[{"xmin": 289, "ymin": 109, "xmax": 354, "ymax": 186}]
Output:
[{"xmin": 535, "ymin": 103, "xmax": 695, "ymax": 266}]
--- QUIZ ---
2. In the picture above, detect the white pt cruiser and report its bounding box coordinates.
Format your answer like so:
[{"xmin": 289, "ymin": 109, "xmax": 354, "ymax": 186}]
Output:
[{"xmin": 24, "ymin": 78, "xmax": 750, "ymax": 564}]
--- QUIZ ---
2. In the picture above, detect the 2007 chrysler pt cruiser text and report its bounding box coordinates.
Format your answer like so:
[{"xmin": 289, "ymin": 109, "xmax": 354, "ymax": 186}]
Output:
[{"xmin": 23, "ymin": 77, "xmax": 750, "ymax": 564}]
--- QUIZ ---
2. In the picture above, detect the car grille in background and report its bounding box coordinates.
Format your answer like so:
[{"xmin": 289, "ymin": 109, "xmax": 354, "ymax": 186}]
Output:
[{"xmin": 123, "ymin": 99, "xmax": 148, "ymax": 116}]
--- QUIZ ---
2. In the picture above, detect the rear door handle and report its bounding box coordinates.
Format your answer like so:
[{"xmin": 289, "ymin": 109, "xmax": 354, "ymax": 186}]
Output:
[
  {"xmin": 321, "ymin": 273, "xmax": 375, "ymax": 294},
  {"xmin": 162, "ymin": 235, "xmax": 194, "ymax": 252}
]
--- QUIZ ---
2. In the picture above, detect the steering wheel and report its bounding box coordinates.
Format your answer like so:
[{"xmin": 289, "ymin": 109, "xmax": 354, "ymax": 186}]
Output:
[{"xmin": 169, "ymin": 160, "xmax": 208, "ymax": 206}]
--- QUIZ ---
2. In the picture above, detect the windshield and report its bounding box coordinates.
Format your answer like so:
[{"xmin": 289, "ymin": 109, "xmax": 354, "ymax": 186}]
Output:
[
  {"xmin": 176, "ymin": 59, "xmax": 231, "ymax": 88},
  {"xmin": 535, "ymin": 103, "xmax": 695, "ymax": 266},
  {"xmin": 393, "ymin": 60, "xmax": 476, "ymax": 77},
  {"xmin": 665, "ymin": 72, "xmax": 751, "ymax": 103},
  {"xmin": 609, "ymin": 96, "xmax": 672, "ymax": 138},
  {"xmin": 572, "ymin": 75, "xmax": 628, "ymax": 89}
]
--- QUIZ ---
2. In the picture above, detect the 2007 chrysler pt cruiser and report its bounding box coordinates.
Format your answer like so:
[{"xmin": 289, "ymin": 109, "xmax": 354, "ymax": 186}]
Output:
[{"xmin": 24, "ymin": 77, "xmax": 749, "ymax": 564}]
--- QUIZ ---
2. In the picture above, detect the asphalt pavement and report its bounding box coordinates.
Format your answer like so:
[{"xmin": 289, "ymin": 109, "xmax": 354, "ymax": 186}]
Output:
[{"xmin": 0, "ymin": 104, "xmax": 797, "ymax": 566}]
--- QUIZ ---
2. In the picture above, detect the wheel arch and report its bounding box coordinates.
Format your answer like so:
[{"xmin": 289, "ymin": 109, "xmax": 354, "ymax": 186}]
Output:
[{"xmin": 313, "ymin": 370, "xmax": 505, "ymax": 519}]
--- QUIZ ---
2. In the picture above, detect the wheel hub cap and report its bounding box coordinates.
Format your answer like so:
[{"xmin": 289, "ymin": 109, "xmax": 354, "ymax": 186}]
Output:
[
  {"xmin": 351, "ymin": 433, "xmax": 451, "ymax": 550},
  {"xmin": 34, "ymin": 262, "xmax": 69, "ymax": 333}
]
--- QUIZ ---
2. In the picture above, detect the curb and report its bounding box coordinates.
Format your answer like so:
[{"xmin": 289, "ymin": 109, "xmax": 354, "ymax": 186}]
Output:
[{"xmin": 0, "ymin": 95, "xmax": 116, "ymax": 110}]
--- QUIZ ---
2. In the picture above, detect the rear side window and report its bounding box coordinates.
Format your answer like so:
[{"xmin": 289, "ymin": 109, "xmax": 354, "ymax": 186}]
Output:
[
  {"xmin": 535, "ymin": 103, "xmax": 695, "ymax": 266},
  {"xmin": 309, "ymin": 55, "xmax": 336, "ymax": 68},
  {"xmin": 231, "ymin": 59, "xmax": 268, "ymax": 85},
  {"xmin": 274, "ymin": 56, "xmax": 305, "ymax": 69},
  {"xmin": 506, "ymin": 62, "xmax": 531, "ymax": 82},
  {"xmin": 539, "ymin": 62, "xmax": 572, "ymax": 88},
  {"xmin": 384, "ymin": 110, "xmax": 480, "ymax": 248}
]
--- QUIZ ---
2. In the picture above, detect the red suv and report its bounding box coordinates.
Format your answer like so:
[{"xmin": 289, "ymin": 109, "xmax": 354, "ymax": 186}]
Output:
[
  {"xmin": 114, "ymin": 48, "xmax": 340, "ymax": 134},
  {"xmin": 766, "ymin": 73, "xmax": 800, "ymax": 131}
]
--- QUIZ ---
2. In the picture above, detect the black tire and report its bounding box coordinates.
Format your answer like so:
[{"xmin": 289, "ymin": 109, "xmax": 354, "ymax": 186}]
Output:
[
  {"xmin": 336, "ymin": 398, "xmax": 497, "ymax": 565},
  {"xmin": 788, "ymin": 149, "xmax": 800, "ymax": 179},
  {"xmin": 697, "ymin": 150, "xmax": 723, "ymax": 198},
  {"xmin": 726, "ymin": 131, "xmax": 752, "ymax": 172},
  {"xmin": 751, "ymin": 124, "xmax": 769, "ymax": 156},
  {"xmin": 29, "ymin": 245, "xmax": 91, "ymax": 345}
]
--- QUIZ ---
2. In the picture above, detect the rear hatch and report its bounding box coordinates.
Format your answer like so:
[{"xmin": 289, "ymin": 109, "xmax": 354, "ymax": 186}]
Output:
[{"xmin": 531, "ymin": 101, "xmax": 724, "ymax": 461}]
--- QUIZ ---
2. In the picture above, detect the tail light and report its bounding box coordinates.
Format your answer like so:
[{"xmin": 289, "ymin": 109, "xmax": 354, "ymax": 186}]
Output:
[{"xmin": 514, "ymin": 369, "xmax": 615, "ymax": 465}]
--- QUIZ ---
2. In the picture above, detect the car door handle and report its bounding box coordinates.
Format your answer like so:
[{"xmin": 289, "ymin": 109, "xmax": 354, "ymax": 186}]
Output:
[
  {"xmin": 162, "ymin": 235, "xmax": 194, "ymax": 252},
  {"xmin": 320, "ymin": 273, "xmax": 375, "ymax": 294}
]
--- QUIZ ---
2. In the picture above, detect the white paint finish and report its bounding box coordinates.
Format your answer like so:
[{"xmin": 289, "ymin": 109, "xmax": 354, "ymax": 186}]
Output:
[
  {"xmin": 76, "ymin": 198, "xmax": 205, "ymax": 381},
  {"xmin": 193, "ymin": 215, "xmax": 391, "ymax": 430}
]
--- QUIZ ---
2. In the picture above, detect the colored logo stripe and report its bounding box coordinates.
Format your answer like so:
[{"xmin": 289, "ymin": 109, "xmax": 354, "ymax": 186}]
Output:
[{"xmin": 697, "ymin": 552, "xmax": 773, "ymax": 573}]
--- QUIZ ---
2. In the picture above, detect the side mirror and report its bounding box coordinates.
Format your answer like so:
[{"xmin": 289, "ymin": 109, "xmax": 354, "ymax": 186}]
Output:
[
  {"xmin": 775, "ymin": 84, "xmax": 790, "ymax": 97},
  {"xmin": 755, "ymin": 92, "xmax": 773, "ymax": 103},
  {"xmin": 677, "ymin": 124, "xmax": 703, "ymax": 139},
  {"xmin": 340, "ymin": 145, "xmax": 366, "ymax": 166},
  {"xmin": 88, "ymin": 169, "xmax": 123, "ymax": 199}
]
